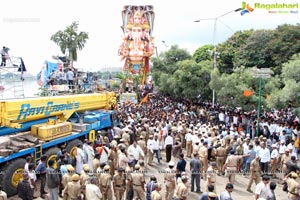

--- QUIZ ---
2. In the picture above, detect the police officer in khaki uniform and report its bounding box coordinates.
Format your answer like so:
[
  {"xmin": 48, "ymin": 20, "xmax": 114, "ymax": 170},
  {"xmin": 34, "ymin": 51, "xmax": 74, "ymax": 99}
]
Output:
[
  {"xmin": 131, "ymin": 164, "xmax": 146, "ymax": 200},
  {"xmin": 137, "ymin": 136, "xmax": 147, "ymax": 154},
  {"xmin": 246, "ymin": 156, "xmax": 261, "ymax": 193},
  {"xmin": 80, "ymin": 164, "xmax": 90, "ymax": 199},
  {"xmin": 151, "ymin": 183, "xmax": 162, "ymax": 200},
  {"xmin": 284, "ymin": 172, "xmax": 300, "ymax": 200},
  {"xmin": 281, "ymin": 149, "xmax": 290, "ymax": 179},
  {"xmin": 222, "ymin": 150, "xmax": 243, "ymax": 184},
  {"xmin": 215, "ymin": 142, "xmax": 226, "ymax": 175},
  {"xmin": 199, "ymin": 141, "xmax": 208, "ymax": 179},
  {"xmin": 176, "ymin": 176, "xmax": 189, "ymax": 200},
  {"xmin": 63, "ymin": 174, "xmax": 81, "ymax": 200},
  {"xmin": 62, "ymin": 165, "xmax": 74, "ymax": 189},
  {"xmin": 125, "ymin": 160, "xmax": 135, "ymax": 200},
  {"xmin": 206, "ymin": 162, "xmax": 217, "ymax": 193},
  {"xmin": 164, "ymin": 161, "xmax": 176, "ymax": 200},
  {"xmin": 99, "ymin": 165, "xmax": 112, "ymax": 200},
  {"xmin": 108, "ymin": 144, "xmax": 118, "ymax": 177},
  {"xmin": 113, "ymin": 168, "xmax": 126, "ymax": 200}
]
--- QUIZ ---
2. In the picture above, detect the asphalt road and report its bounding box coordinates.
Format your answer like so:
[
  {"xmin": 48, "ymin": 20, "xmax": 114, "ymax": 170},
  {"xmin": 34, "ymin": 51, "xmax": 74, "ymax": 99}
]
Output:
[{"xmin": 11, "ymin": 150, "xmax": 289, "ymax": 200}]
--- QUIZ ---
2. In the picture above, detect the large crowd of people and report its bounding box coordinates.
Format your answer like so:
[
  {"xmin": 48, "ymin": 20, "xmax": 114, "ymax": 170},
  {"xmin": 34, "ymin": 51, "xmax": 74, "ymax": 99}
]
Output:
[{"xmin": 6, "ymin": 94, "xmax": 300, "ymax": 200}]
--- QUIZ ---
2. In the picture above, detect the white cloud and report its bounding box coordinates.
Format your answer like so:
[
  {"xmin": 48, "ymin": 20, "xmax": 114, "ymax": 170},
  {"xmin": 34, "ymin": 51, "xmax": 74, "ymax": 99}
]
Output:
[{"xmin": 0, "ymin": 0, "xmax": 298, "ymax": 74}]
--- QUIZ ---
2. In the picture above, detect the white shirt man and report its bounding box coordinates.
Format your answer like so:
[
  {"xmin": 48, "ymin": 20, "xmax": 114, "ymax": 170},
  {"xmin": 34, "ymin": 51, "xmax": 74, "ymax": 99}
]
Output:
[
  {"xmin": 219, "ymin": 112, "xmax": 225, "ymax": 123},
  {"xmin": 258, "ymin": 146, "xmax": 270, "ymax": 163},
  {"xmin": 75, "ymin": 146, "xmax": 84, "ymax": 174},
  {"xmin": 147, "ymin": 136, "xmax": 155, "ymax": 153},
  {"xmin": 278, "ymin": 142, "xmax": 286, "ymax": 154},
  {"xmin": 164, "ymin": 134, "xmax": 174, "ymax": 148},
  {"xmin": 100, "ymin": 145, "xmax": 110, "ymax": 164},
  {"xmin": 255, "ymin": 177, "xmax": 271, "ymax": 200},
  {"xmin": 85, "ymin": 179, "xmax": 102, "ymax": 200},
  {"xmin": 127, "ymin": 142, "xmax": 144, "ymax": 161},
  {"xmin": 185, "ymin": 131, "xmax": 193, "ymax": 143}
]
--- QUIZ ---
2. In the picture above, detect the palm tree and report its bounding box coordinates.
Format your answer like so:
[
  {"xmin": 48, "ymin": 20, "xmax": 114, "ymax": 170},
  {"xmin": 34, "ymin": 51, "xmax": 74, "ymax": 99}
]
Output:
[{"xmin": 50, "ymin": 21, "xmax": 89, "ymax": 67}]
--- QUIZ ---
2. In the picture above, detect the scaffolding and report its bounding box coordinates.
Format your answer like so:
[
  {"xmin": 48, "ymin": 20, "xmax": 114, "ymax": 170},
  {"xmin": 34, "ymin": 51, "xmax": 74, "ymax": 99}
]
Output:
[{"xmin": 0, "ymin": 56, "xmax": 25, "ymax": 99}]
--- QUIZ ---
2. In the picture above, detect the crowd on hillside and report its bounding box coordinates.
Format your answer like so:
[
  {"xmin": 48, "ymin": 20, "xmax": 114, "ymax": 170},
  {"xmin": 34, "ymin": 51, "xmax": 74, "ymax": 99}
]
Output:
[{"xmin": 2, "ymin": 94, "xmax": 299, "ymax": 200}]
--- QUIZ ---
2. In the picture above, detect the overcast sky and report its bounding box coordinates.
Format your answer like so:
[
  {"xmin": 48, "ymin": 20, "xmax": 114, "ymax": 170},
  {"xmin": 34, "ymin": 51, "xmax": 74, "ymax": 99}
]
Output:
[{"xmin": 0, "ymin": 0, "xmax": 298, "ymax": 74}]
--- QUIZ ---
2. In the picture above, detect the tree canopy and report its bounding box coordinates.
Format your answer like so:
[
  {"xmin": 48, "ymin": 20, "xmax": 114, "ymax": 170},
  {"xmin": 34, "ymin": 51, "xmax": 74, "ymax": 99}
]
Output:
[
  {"xmin": 51, "ymin": 21, "xmax": 89, "ymax": 65},
  {"xmin": 151, "ymin": 24, "xmax": 300, "ymax": 111}
]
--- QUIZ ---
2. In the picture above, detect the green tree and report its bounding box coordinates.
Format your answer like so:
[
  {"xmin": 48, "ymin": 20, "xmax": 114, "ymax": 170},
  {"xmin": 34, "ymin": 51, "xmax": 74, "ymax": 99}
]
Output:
[
  {"xmin": 193, "ymin": 44, "xmax": 214, "ymax": 63},
  {"xmin": 216, "ymin": 30, "xmax": 254, "ymax": 73},
  {"xmin": 267, "ymin": 56, "xmax": 300, "ymax": 108},
  {"xmin": 51, "ymin": 21, "xmax": 89, "ymax": 67},
  {"xmin": 237, "ymin": 30, "xmax": 275, "ymax": 69}
]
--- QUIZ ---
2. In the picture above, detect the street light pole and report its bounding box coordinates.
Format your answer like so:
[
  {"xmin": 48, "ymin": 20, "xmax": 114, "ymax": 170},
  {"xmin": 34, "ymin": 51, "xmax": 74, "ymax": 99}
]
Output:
[{"xmin": 194, "ymin": 8, "xmax": 242, "ymax": 108}]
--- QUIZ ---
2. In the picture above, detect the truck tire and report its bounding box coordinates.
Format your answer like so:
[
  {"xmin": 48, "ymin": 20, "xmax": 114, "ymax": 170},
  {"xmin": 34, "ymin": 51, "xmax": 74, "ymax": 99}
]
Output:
[
  {"xmin": 66, "ymin": 139, "xmax": 83, "ymax": 160},
  {"xmin": 44, "ymin": 147, "xmax": 60, "ymax": 169},
  {"xmin": 1, "ymin": 158, "xmax": 26, "ymax": 196}
]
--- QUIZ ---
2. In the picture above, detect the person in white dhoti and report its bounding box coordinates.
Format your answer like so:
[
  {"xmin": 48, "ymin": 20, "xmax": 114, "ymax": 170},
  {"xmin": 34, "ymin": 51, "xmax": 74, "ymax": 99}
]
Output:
[
  {"xmin": 75, "ymin": 143, "xmax": 84, "ymax": 174},
  {"xmin": 82, "ymin": 139, "xmax": 89, "ymax": 164},
  {"xmin": 86, "ymin": 141, "xmax": 95, "ymax": 172}
]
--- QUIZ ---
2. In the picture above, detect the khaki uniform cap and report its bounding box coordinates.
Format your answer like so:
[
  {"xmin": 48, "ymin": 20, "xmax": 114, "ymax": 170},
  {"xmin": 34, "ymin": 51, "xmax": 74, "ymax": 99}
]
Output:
[
  {"xmin": 67, "ymin": 165, "xmax": 74, "ymax": 172},
  {"xmin": 72, "ymin": 174, "xmax": 80, "ymax": 181},
  {"xmin": 104, "ymin": 165, "xmax": 110, "ymax": 170}
]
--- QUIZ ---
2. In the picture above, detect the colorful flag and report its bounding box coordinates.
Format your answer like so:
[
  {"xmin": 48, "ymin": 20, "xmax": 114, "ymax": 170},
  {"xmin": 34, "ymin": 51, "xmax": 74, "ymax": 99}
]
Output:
[{"xmin": 243, "ymin": 89, "xmax": 254, "ymax": 97}]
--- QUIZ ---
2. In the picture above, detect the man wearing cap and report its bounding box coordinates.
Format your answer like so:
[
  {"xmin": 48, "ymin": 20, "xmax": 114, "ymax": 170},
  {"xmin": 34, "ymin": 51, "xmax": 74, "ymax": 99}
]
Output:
[
  {"xmin": 219, "ymin": 183, "xmax": 234, "ymax": 200},
  {"xmin": 125, "ymin": 159, "xmax": 135, "ymax": 200},
  {"xmin": 206, "ymin": 162, "xmax": 217, "ymax": 193},
  {"xmin": 85, "ymin": 177, "xmax": 102, "ymax": 200},
  {"xmin": 62, "ymin": 165, "xmax": 74, "ymax": 190},
  {"xmin": 113, "ymin": 168, "xmax": 126, "ymax": 200},
  {"xmin": 118, "ymin": 146, "xmax": 128, "ymax": 169},
  {"xmin": 99, "ymin": 165, "xmax": 112, "ymax": 200},
  {"xmin": 255, "ymin": 175, "xmax": 271, "ymax": 200},
  {"xmin": 63, "ymin": 174, "xmax": 81, "ymax": 200},
  {"xmin": 247, "ymin": 156, "xmax": 261, "ymax": 193},
  {"xmin": 80, "ymin": 164, "xmax": 90, "ymax": 199},
  {"xmin": 17, "ymin": 173, "xmax": 33, "ymax": 200},
  {"xmin": 165, "ymin": 161, "xmax": 176, "ymax": 200},
  {"xmin": 131, "ymin": 164, "xmax": 146, "ymax": 200},
  {"xmin": 284, "ymin": 172, "xmax": 300, "ymax": 200},
  {"xmin": 46, "ymin": 160, "xmax": 60, "ymax": 200},
  {"xmin": 214, "ymin": 142, "xmax": 226, "ymax": 176},
  {"xmin": 222, "ymin": 150, "xmax": 243, "ymax": 184},
  {"xmin": 151, "ymin": 183, "xmax": 162, "ymax": 200},
  {"xmin": 93, "ymin": 153, "xmax": 101, "ymax": 173},
  {"xmin": 185, "ymin": 129, "xmax": 193, "ymax": 158},
  {"xmin": 281, "ymin": 148, "xmax": 290, "ymax": 180},
  {"xmin": 270, "ymin": 144, "xmax": 279, "ymax": 178},
  {"xmin": 108, "ymin": 144, "xmax": 118, "ymax": 177},
  {"xmin": 199, "ymin": 141, "xmax": 208, "ymax": 180},
  {"xmin": 176, "ymin": 176, "xmax": 189, "ymax": 200},
  {"xmin": 137, "ymin": 135, "xmax": 147, "ymax": 155}
]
